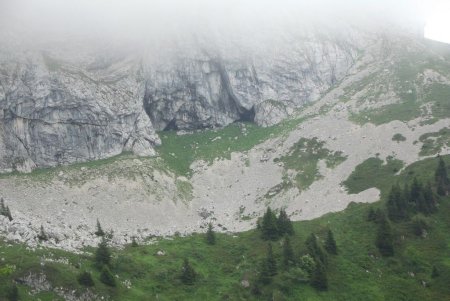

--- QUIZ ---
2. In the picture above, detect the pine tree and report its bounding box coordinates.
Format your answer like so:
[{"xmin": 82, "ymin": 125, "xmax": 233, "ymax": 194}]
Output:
[
  {"xmin": 180, "ymin": 258, "xmax": 196, "ymax": 285},
  {"xmin": 77, "ymin": 271, "xmax": 95, "ymax": 287},
  {"xmin": 0, "ymin": 198, "xmax": 5, "ymax": 215},
  {"xmin": 324, "ymin": 229, "xmax": 338, "ymax": 255},
  {"xmin": 7, "ymin": 284, "xmax": 19, "ymax": 301},
  {"xmin": 305, "ymin": 233, "xmax": 327, "ymax": 266},
  {"xmin": 266, "ymin": 243, "xmax": 277, "ymax": 276},
  {"xmin": 205, "ymin": 223, "xmax": 216, "ymax": 245},
  {"xmin": 310, "ymin": 261, "xmax": 328, "ymax": 291},
  {"xmin": 258, "ymin": 258, "xmax": 272, "ymax": 285},
  {"xmin": 95, "ymin": 219, "xmax": 105, "ymax": 237},
  {"xmin": 100, "ymin": 265, "xmax": 116, "ymax": 287},
  {"xmin": 410, "ymin": 177, "xmax": 423, "ymax": 211},
  {"xmin": 261, "ymin": 207, "xmax": 279, "ymax": 241},
  {"xmin": 277, "ymin": 208, "xmax": 294, "ymax": 236},
  {"xmin": 386, "ymin": 184, "xmax": 408, "ymax": 221},
  {"xmin": 376, "ymin": 214, "xmax": 394, "ymax": 256},
  {"xmin": 5, "ymin": 206, "xmax": 12, "ymax": 221},
  {"xmin": 421, "ymin": 182, "xmax": 436, "ymax": 214},
  {"xmin": 37, "ymin": 225, "xmax": 48, "ymax": 242},
  {"xmin": 95, "ymin": 238, "xmax": 111, "ymax": 267},
  {"xmin": 282, "ymin": 236, "xmax": 295, "ymax": 268},
  {"xmin": 435, "ymin": 156, "xmax": 449, "ymax": 196},
  {"xmin": 131, "ymin": 237, "xmax": 138, "ymax": 247}
]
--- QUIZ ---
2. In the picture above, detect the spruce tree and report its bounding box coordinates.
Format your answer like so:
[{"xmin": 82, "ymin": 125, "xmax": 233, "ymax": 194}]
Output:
[
  {"xmin": 95, "ymin": 238, "xmax": 111, "ymax": 267},
  {"xmin": 99, "ymin": 265, "xmax": 116, "ymax": 287},
  {"xmin": 5, "ymin": 206, "xmax": 12, "ymax": 221},
  {"xmin": 310, "ymin": 261, "xmax": 328, "ymax": 291},
  {"xmin": 0, "ymin": 198, "xmax": 5, "ymax": 215},
  {"xmin": 387, "ymin": 184, "xmax": 408, "ymax": 221},
  {"xmin": 7, "ymin": 284, "xmax": 19, "ymax": 301},
  {"xmin": 282, "ymin": 236, "xmax": 295, "ymax": 268},
  {"xmin": 261, "ymin": 207, "xmax": 279, "ymax": 241},
  {"xmin": 376, "ymin": 214, "xmax": 394, "ymax": 256},
  {"xmin": 435, "ymin": 156, "xmax": 449, "ymax": 196},
  {"xmin": 180, "ymin": 258, "xmax": 196, "ymax": 285},
  {"xmin": 131, "ymin": 237, "xmax": 138, "ymax": 247},
  {"xmin": 205, "ymin": 223, "xmax": 216, "ymax": 245},
  {"xmin": 266, "ymin": 243, "xmax": 277, "ymax": 277},
  {"xmin": 77, "ymin": 271, "xmax": 95, "ymax": 287},
  {"xmin": 37, "ymin": 225, "xmax": 48, "ymax": 242},
  {"xmin": 95, "ymin": 219, "xmax": 105, "ymax": 237},
  {"xmin": 305, "ymin": 233, "xmax": 327, "ymax": 266},
  {"xmin": 410, "ymin": 177, "xmax": 423, "ymax": 210},
  {"xmin": 421, "ymin": 182, "xmax": 436, "ymax": 214},
  {"xmin": 324, "ymin": 229, "xmax": 338, "ymax": 255},
  {"xmin": 277, "ymin": 208, "xmax": 294, "ymax": 236},
  {"xmin": 258, "ymin": 258, "xmax": 272, "ymax": 285}
]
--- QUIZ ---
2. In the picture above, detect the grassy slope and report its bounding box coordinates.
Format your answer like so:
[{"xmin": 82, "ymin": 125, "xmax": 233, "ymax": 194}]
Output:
[
  {"xmin": 348, "ymin": 41, "xmax": 450, "ymax": 126},
  {"xmin": 156, "ymin": 117, "xmax": 308, "ymax": 177},
  {"xmin": 1, "ymin": 155, "xmax": 450, "ymax": 301}
]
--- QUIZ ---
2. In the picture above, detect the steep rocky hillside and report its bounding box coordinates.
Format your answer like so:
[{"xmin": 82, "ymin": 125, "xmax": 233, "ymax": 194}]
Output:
[
  {"xmin": 0, "ymin": 32, "xmax": 449, "ymax": 251},
  {"xmin": 0, "ymin": 24, "xmax": 364, "ymax": 172}
]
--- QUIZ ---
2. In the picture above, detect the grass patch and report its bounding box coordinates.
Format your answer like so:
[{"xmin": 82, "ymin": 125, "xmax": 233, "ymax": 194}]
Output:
[
  {"xmin": 343, "ymin": 156, "xmax": 404, "ymax": 196},
  {"xmin": 157, "ymin": 117, "xmax": 308, "ymax": 177},
  {"xmin": 275, "ymin": 137, "xmax": 347, "ymax": 190},
  {"xmin": 419, "ymin": 127, "xmax": 450, "ymax": 156}
]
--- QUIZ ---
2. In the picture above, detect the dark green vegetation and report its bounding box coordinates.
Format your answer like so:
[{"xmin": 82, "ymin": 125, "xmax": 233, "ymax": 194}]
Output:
[
  {"xmin": 275, "ymin": 137, "xmax": 347, "ymax": 190},
  {"xmin": 392, "ymin": 133, "xmax": 407, "ymax": 143},
  {"xmin": 1, "ymin": 155, "xmax": 450, "ymax": 300},
  {"xmin": 343, "ymin": 156, "xmax": 404, "ymax": 196},
  {"xmin": 419, "ymin": 127, "xmax": 450, "ymax": 156}
]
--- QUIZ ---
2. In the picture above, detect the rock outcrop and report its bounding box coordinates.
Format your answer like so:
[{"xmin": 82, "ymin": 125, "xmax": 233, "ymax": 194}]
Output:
[{"xmin": 0, "ymin": 26, "xmax": 363, "ymax": 172}]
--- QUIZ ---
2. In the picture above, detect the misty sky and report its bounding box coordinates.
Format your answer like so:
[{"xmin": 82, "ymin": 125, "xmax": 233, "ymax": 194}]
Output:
[{"xmin": 0, "ymin": 0, "xmax": 447, "ymax": 47}]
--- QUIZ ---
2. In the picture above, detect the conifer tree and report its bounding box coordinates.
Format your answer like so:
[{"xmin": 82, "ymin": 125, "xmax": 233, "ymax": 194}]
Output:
[
  {"xmin": 376, "ymin": 214, "xmax": 394, "ymax": 256},
  {"xmin": 38, "ymin": 225, "xmax": 48, "ymax": 242},
  {"xmin": 131, "ymin": 237, "xmax": 138, "ymax": 247},
  {"xmin": 180, "ymin": 258, "xmax": 197, "ymax": 285},
  {"xmin": 95, "ymin": 219, "xmax": 105, "ymax": 237},
  {"xmin": 78, "ymin": 271, "xmax": 95, "ymax": 287},
  {"xmin": 435, "ymin": 156, "xmax": 449, "ymax": 196},
  {"xmin": 277, "ymin": 208, "xmax": 294, "ymax": 236},
  {"xmin": 0, "ymin": 198, "xmax": 5, "ymax": 215},
  {"xmin": 386, "ymin": 184, "xmax": 408, "ymax": 221},
  {"xmin": 324, "ymin": 229, "xmax": 338, "ymax": 255},
  {"xmin": 261, "ymin": 207, "xmax": 279, "ymax": 241},
  {"xmin": 266, "ymin": 243, "xmax": 277, "ymax": 277},
  {"xmin": 258, "ymin": 258, "xmax": 272, "ymax": 285},
  {"xmin": 7, "ymin": 284, "xmax": 19, "ymax": 301},
  {"xmin": 282, "ymin": 236, "xmax": 295, "ymax": 268},
  {"xmin": 5, "ymin": 206, "xmax": 12, "ymax": 221},
  {"xmin": 205, "ymin": 223, "xmax": 216, "ymax": 245},
  {"xmin": 95, "ymin": 238, "xmax": 111, "ymax": 267},
  {"xmin": 310, "ymin": 261, "xmax": 328, "ymax": 291},
  {"xmin": 305, "ymin": 233, "xmax": 327, "ymax": 266},
  {"xmin": 410, "ymin": 177, "xmax": 423, "ymax": 210},
  {"xmin": 421, "ymin": 182, "xmax": 436, "ymax": 214},
  {"xmin": 100, "ymin": 265, "xmax": 116, "ymax": 287}
]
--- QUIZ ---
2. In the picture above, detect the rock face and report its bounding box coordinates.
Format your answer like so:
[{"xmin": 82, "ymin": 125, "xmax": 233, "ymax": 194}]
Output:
[
  {"xmin": 0, "ymin": 49, "xmax": 160, "ymax": 172},
  {"xmin": 144, "ymin": 31, "xmax": 361, "ymax": 130},
  {"xmin": 0, "ymin": 27, "xmax": 362, "ymax": 172}
]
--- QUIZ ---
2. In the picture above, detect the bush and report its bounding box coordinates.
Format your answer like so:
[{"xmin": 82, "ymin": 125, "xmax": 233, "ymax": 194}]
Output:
[
  {"xmin": 77, "ymin": 271, "xmax": 95, "ymax": 287},
  {"xmin": 100, "ymin": 266, "xmax": 116, "ymax": 287}
]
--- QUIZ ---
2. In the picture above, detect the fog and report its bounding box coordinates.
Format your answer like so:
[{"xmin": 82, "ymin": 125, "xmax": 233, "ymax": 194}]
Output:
[{"xmin": 0, "ymin": 0, "xmax": 425, "ymax": 51}]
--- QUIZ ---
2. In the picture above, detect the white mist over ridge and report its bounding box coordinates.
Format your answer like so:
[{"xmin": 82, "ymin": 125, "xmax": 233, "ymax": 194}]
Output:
[{"xmin": 0, "ymin": 0, "xmax": 424, "ymax": 51}]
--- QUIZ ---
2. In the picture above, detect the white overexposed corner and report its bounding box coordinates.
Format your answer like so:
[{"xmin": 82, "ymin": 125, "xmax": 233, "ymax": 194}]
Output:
[{"xmin": 423, "ymin": 0, "xmax": 450, "ymax": 44}]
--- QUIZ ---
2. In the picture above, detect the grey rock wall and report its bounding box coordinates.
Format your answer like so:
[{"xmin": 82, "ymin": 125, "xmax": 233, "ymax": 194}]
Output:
[{"xmin": 0, "ymin": 28, "xmax": 364, "ymax": 172}]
